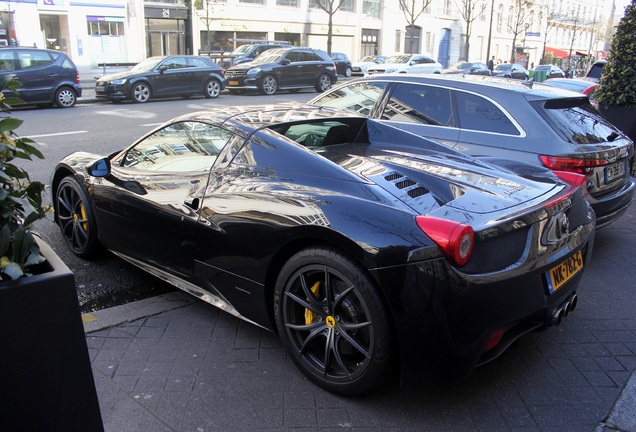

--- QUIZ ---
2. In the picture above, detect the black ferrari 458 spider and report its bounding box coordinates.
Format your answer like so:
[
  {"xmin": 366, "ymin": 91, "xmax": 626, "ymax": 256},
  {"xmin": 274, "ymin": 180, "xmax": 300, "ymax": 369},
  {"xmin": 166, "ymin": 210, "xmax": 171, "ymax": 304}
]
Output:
[{"xmin": 51, "ymin": 104, "xmax": 595, "ymax": 395}]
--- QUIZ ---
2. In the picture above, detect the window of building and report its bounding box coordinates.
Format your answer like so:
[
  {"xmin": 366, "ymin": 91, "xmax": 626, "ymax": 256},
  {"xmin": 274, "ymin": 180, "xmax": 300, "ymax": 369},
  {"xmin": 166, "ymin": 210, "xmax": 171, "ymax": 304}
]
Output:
[
  {"xmin": 87, "ymin": 17, "xmax": 125, "ymax": 36},
  {"xmin": 277, "ymin": 0, "xmax": 299, "ymax": 6},
  {"xmin": 395, "ymin": 29, "xmax": 401, "ymax": 52},
  {"xmin": 309, "ymin": 0, "xmax": 354, "ymax": 11},
  {"xmin": 363, "ymin": 0, "xmax": 381, "ymax": 18},
  {"xmin": 405, "ymin": 26, "xmax": 421, "ymax": 54},
  {"xmin": 496, "ymin": 4, "xmax": 503, "ymax": 32},
  {"xmin": 240, "ymin": 0, "xmax": 264, "ymax": 4}
]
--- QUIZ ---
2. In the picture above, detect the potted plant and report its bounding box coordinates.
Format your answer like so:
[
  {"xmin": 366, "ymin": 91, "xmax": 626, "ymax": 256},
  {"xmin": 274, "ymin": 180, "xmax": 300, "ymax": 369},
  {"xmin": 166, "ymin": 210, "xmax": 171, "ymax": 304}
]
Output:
[
  {"xmin": 0, "ymin": 80, "xmax": 104, "ymax": 432},
  {"xmin": 593, "ymin": 0, "xmax": 636, "ymax": 142}
]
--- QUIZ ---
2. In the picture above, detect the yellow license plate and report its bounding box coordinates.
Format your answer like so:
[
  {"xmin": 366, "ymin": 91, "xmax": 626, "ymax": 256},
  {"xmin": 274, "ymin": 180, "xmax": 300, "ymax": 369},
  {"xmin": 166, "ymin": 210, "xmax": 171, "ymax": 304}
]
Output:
[
  {"xmin": 229, "ymin": 80, "xmax": 239, "ymax": 85},
  {"xmin": 547, "ymin": 250, "xmax": 584, "ymax": 294}
]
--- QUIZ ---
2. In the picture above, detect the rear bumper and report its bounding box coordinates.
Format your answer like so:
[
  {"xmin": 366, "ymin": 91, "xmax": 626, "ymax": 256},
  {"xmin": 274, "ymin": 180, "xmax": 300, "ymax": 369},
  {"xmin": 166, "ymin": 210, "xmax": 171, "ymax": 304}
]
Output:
[{"xmin": 588, "ymin": 176, "xmax": 635, "ymax": 228}]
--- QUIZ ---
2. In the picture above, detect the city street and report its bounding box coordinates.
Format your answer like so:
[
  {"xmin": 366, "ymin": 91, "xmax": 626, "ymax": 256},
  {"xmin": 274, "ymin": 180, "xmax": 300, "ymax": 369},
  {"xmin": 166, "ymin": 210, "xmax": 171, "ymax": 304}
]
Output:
[{"xmin": 12, "ymin": 92, "xmax": 636, "ymax": 430}]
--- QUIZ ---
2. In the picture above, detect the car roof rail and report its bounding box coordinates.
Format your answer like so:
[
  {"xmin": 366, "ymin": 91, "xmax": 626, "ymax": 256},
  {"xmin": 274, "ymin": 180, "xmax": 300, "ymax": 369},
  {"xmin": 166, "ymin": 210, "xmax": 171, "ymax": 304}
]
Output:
[{"xmin": 229, "ymin": 38, "xmax": 291, "ymax": 45}]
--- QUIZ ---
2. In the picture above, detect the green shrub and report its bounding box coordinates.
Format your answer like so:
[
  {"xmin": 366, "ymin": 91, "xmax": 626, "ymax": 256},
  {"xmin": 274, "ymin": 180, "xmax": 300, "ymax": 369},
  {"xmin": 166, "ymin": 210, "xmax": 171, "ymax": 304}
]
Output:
[{"xmin": 594, "ymin": 0, "xmax": 636, "ymax": 107}]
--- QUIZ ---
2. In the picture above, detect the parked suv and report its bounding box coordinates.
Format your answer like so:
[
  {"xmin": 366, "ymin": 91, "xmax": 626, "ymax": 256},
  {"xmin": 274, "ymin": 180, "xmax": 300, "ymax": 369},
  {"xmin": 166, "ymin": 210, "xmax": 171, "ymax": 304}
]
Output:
[
  {"xmin": 225, "ymin": 47, "xmax": 337, "ymax": 95},
  {"xmin": 330, "ymin": 52, "xmax": 352, "ymax": 77},
  {"xmin": 228, "ymin": 41, "xmax": 292, "ymax": 66},
  {"xmin": 310, "ymin": 74, "xmax": 635, "ymax": 228},
  {"xmin": 0, "ymin": 47, "xmax": 81, "ymax": 108}
]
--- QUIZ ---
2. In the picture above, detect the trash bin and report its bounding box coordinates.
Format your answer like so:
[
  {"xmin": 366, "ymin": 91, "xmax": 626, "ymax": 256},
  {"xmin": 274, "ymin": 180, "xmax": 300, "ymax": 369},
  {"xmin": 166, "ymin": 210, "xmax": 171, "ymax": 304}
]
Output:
[{"xmin": 534, "ymin": 70, "xmax": 547, "ymax": 82}]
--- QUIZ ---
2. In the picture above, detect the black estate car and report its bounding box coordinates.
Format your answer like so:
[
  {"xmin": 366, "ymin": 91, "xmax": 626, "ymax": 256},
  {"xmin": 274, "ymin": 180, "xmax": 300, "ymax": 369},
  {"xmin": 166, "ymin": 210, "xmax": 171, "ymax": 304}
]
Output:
[
  {"xmin": 225, "ymin": 47, "xmax": 337, "ymax": 95},
  {"xmin": 310, "ymin": 74, "xmax": 635, "ymax": 228},
  {"xmin": 51, "ymin": 104, "xmax": 593, "ymax": 395},
  {"xmin": 330, "ymin": 52, "xmax": 352, "ymax": 77},
  {"xmin": 95, "ymin": 55, "xmax": 225, "ymax": 103},
  {"xmin": 0, "ymin": 47, "xmax": 81, "ymax": 108}
]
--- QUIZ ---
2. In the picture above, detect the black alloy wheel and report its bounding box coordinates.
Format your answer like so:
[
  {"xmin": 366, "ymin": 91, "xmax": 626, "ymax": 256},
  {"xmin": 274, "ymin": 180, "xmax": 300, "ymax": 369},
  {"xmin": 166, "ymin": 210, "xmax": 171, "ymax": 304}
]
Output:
[
  {"xmin": 344, "ymin": 66, "xmax": 352, "ymax": 77},
  {"xmin": 274, "ymin": 247, "xmax": 395, "ymax": 396},
  {"xmin": 55, "ymin": 177, "xmax": 100, "ymax": 258},
  {"xmin": 131, "ymin": 82, "xmax": 151, "ymax": 103}
]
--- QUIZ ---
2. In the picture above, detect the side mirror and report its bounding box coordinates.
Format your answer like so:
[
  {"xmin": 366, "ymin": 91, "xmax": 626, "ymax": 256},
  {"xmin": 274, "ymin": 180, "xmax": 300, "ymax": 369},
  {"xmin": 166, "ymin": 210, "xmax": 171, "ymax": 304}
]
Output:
[
  {"xmin": 86, "ymin": 158, "xmax": 111, "ymax": 178},
  {"xmin": 158, "ymin": 65, "xmax": 168, "ymax": 73},
  {"xmin": 280, "ymin": 59, "xmax": 291, "ymax": 65}
]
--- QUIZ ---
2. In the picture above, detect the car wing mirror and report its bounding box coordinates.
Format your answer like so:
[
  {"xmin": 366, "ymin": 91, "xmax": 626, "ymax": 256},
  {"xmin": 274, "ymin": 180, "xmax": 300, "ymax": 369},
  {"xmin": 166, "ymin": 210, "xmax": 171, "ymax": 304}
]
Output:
[
  {"xmin": 87, "ymin": 158, "xmax": 111, "ymax": 177},
  {"xmin": 158, "ymin": 65, "xmax": 168, "ymax": 73},
  {"xmin": 281, "ymin": 59, "xmax": 291, "ymax": 65}
]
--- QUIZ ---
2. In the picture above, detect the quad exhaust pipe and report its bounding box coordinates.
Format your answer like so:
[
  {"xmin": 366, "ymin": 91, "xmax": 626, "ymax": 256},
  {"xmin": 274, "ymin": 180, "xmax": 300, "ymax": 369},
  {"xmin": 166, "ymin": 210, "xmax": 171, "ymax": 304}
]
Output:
[{"xmin": 551, "ymin": 293, "xmax": 578, "ymax": 326}]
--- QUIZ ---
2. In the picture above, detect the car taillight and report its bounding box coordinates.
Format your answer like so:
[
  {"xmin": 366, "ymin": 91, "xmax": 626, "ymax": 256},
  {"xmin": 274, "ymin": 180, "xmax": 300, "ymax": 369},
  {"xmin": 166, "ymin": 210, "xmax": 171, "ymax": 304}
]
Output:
[
  {"xmin": 75, "ymin": 71, "xmax": 80, "ymax": 84},
  {"xmin": 539, "ymin": 154, "xmax": 607, "ymax": 174},
  {"xmin": 543, "ymin": 170, "xmax": 588, "ymax": 208},
  {"xmin": 583, "ymin": 85, "xmax": 597, "ymax": 95},
  {"xmin": 416, "ymin": 216, "xmax": 474, "ymax": 266}
]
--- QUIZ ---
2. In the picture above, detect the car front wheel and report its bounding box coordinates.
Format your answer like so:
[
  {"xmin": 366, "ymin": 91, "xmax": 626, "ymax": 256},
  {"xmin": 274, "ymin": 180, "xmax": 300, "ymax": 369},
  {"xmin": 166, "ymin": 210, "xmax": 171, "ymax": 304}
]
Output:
[
  {"xmin": 55, "ymin": 176, "xmax": 100, "ymax": 258},
  {"xmin": 131, "ymin": 82, "xmax": 151, "ymax": 103},
  {"xmin": 344, "ymin": 66, "xmax": 352, "ymax": 77},
  {"xmin": 315, "ymin": 74, "xmax": 332, "ymax": 92},
  {"xmin": 205, "ymin": 79, "xmax": 221, "ymax": 98},
  {"xmin": 54, "ymin": 87, "xmax": 77, "ymax": 108},
  {"xmin": 274, "ymin": 247, "xmax": 395, "ymax": 396},
  {"xmin": 259, "ymin": 75, "xmax": 278, "ymax": 95}
]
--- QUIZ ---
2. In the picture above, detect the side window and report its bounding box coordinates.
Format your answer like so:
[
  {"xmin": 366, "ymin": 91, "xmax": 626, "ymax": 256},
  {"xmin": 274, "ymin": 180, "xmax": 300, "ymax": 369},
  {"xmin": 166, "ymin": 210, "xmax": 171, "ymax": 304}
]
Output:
[
  {"xmin": 18, "ymin": 51, "xmax": 53, "ymax": 69},
  {"xmin": 0, "ymin": 51, "xmax": 15, "ymax": 71},
  {"xmin": 61, "ymin": 58, "xmax": 75, "ymax": 70},
  {"xmin": 307, "ymin": 52, "xmax": 322, "ymax": 62},
  {"xmin": 163, "ymin": 57, "xmax": 188, "ymax": 69},
  {"xmin": 286, "ymin": 51, "xmax": 304, "ymax": 62},
  {"xmin": 190, "ymin": 57, "xmax": 209, "ymax": 68},
  {"xmin": 115, "ymin": 122, "xmax": 234, "ymax": 172},
  {"xmin": 455, "ymin": 91, "xmax": 519, "ymax": 135},
  {"xmin": 311, "ymin": 81, "xmax": 387, "ymax": 116},
  {"xmin": 383, "ymin": 84, "xmax": 453, "ymax": 126}
]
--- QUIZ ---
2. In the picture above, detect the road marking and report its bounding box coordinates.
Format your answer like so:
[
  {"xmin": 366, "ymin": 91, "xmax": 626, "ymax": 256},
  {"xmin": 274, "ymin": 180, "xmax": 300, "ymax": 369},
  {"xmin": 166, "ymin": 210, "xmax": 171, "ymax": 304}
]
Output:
[
  {"xmin": 26, "ymin": 131, "xmax": 88, "ymax": 139},
  {"xmin": 93, "ymin": 108, "xmax": 157, "ymax": 119},
  {"xmin": 140, "ymin": 123, "xmax": 164, "ymax": 127}
]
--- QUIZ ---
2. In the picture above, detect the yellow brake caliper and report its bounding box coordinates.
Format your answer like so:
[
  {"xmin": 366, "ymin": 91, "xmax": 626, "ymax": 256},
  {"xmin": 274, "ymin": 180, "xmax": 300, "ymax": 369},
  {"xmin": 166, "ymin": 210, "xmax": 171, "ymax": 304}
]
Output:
[
  {"xmin": 79, "ymin": 204, "xmax": 89, "ymax": 232},
  {"xmin": 304, "ymin": 281, "xmax": 321, "ymax": 325}
]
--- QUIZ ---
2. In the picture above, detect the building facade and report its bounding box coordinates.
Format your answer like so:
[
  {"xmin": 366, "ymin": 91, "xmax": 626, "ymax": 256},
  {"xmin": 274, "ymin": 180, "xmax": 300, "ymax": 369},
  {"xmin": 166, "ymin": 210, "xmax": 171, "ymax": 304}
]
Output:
[{"xmin": 1, "ymin": 0, "xmax": 617, "ymax": 74}]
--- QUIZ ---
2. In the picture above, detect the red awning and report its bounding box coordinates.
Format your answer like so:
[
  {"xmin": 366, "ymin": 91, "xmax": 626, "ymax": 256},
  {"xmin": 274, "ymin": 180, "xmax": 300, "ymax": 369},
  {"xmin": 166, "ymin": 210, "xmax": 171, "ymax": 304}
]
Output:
[{"xmin": 544, "ymin": 46, "xmax": 569, "ymax": 59}]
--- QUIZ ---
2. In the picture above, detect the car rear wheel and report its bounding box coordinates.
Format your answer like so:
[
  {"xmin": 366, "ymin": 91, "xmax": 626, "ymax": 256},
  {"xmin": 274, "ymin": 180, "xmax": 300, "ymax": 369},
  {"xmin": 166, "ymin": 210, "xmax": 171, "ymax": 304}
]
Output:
[
  {"xmin": 315, "ymin": 74, "xmax": 332, "ymax": 92},
  {"xmin": 131, "ymin": 82, "xmax": 151, "ymax": 103},
  {"xmin": 205, "ymin": 79, "xmax": 221, "ymax": 98},
  {"xmin": 54, "ymin": 87, "xmax": 77, "ymax": 108},
  {"xmin": 274, "ymin": 247, "xmax": 395, "ymax": 396},
  {"xmin": 55, "ymin": 177, "xmax": 100, "ymax": 258},
  {"xmin": 259, "ymin": 75, "xmax": 278, "ymax": 95},
  {"xmin": 344, "ymin": 66, "xmax": 352, "ymax": 77}
]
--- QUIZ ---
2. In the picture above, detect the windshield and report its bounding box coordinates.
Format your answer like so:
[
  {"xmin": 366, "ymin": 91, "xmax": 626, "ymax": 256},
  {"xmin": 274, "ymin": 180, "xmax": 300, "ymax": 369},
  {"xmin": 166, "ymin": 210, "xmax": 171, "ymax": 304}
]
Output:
[
  {"xmin": 494, "ymin": 64, "xmax": 512, "ymax": 71},
  {"xmin": 231, "ymin": 44, "xmax": 253, "ymax": 56},
  {"xmin": 131, "ymin": 57, "xmax": 165, "ymax": 72},
  {"xmin": 250, "ymin": 49, "xmax": 286, "ymax": 65},
  {"xmin": 359, "ymin": 56, "xmax": 375, "ymax": 62},
  {"xmin": 384, "ymin": 55, "xmax": 411, "ymax": 64},
  {"xmin": 450, "ymin": 62, "xmax": 472, "ymax": 70}
]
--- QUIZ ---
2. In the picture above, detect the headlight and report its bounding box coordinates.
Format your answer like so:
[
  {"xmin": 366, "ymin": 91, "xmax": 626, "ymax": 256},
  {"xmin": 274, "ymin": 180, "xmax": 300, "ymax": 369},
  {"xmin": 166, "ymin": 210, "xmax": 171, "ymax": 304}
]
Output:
[
  {"xmin": 110, "ymin": 78, "xmax": 127, "ymax": 85},
  {"xmin": 386, "ymin": 68, "xmax": 398, "ymax": 73},
  {"xmin": 246, "ymin": 68, "xmax": 262, "ymax": 76}
]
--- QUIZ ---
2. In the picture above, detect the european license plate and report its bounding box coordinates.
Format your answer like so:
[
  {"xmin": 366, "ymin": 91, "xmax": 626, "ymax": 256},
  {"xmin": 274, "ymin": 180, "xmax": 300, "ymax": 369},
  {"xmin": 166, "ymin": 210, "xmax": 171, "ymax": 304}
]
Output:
[
  {"xmin": 605, "ymin": 161, "xmax": 625, "ymax": 183},
  {"xmin": 546, "ymin": 250, "xmax": 584, "ymax": 294},
  {"xmin": 229, "ymin": 80, "xmax": 239, "ymax": 85}
]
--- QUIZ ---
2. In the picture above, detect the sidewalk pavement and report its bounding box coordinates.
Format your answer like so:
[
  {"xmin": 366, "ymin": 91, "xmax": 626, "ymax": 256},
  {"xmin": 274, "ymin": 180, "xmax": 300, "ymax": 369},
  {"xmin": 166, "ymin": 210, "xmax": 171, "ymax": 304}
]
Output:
[{"xmin": 80, "ymin": 201, "xmax": 636, "ymax": 431}]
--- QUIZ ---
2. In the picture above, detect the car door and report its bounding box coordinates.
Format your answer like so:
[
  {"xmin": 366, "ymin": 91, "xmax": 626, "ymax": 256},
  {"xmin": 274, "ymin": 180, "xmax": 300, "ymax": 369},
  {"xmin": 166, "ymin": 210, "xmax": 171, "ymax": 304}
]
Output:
[
  {"xmin": 1, "ymin": 49, "xmax": 57, "ymax": 104},
  {"xmin": 92, "ymin": 121, "xmax": 234, "ymax": 277},
  {"xmin": 374, "ymin": 82, "xmax": 460, "ymax": 148},
  {"xmin": 279, "ymin": 49, "xmax": 306, "ymax": 87},
  {"xmin": 150, "ymin": 56, "xmax": 195, "ymax": 97}
]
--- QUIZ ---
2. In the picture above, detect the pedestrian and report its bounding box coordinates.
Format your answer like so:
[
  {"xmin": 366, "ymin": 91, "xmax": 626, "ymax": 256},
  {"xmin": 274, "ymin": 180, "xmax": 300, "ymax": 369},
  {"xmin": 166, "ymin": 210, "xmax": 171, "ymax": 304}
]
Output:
[{"xmin": 488, "ymin": 56, "xmax": 494, "ymax": 71}]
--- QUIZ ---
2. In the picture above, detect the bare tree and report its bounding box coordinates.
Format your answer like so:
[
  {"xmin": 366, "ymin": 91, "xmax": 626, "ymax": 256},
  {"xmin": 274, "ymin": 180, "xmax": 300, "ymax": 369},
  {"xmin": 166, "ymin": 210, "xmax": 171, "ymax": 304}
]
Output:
[
  {"xmin": 194, "ymin": 0, "xmax": 225, "ymax": 51},
  {"xmin": 507, "ymin": 0, "xmax": 532, "ymax": 64},
  {"xmin": 563, "ymin": 4, "xmax": 586, "ymax": 71},
  {"xmin": 456, "ymin": 0, "xmax": 487, "ymax": 60},
  {"xmin": 539, "ymin": 0, "xmax": 560, "ymax": 64},
  {"xmin": 311, "ymin": 0, "xmax": 348, "ymax": 55},
  {"xmin": 398, "ymin": 0, "xmax": 433, "ymax": 54}
]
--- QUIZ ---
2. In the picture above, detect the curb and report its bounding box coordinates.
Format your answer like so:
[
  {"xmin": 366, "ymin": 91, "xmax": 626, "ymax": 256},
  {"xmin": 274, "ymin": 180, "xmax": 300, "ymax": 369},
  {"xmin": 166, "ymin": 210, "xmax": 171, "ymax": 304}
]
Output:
[{"xmin": 596, "ymin": 370, "xmax": 636, "ymax": 432}]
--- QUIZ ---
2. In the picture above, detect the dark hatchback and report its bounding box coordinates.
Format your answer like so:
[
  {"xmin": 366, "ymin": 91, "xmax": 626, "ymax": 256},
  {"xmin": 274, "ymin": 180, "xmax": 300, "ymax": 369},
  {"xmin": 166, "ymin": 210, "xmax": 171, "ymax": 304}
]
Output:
[
  {"xmin": 224, "ymin": 47, "xmax": 337, "ymax": 95},
  {"xmin": 331, "ymin": 52, "xmax": 352, "ymax": 77},
  {"xmin": 492, "ymin": 63, "xmax": 529, "ymax": 80},
  {"xmin": 51, "ymin": 104, "xmax": 594, "ymax": 395},
  {"xmin": 310, "ymin": 74, "xmax": 635, "ymax": 228},
  {"xmin": 444, "ymin": 61, "xmax": 491, "ymax": 75},
  {"xmin": 95, "ymin": 55, "xmax": 225, "ymax": 103},
  {"xmin": 0, "ymin": 47, "xmax": 81, "ymax": 108}
]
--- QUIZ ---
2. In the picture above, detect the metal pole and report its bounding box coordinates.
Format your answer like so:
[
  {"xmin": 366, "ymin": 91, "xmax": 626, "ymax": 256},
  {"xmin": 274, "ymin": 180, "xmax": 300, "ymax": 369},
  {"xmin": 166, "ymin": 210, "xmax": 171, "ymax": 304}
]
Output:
[{"xmin": 485, "ymin": 0, "xmax": 495, "ymax": 64}]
